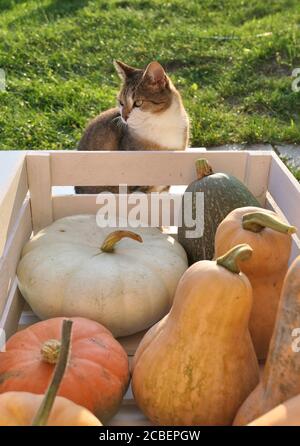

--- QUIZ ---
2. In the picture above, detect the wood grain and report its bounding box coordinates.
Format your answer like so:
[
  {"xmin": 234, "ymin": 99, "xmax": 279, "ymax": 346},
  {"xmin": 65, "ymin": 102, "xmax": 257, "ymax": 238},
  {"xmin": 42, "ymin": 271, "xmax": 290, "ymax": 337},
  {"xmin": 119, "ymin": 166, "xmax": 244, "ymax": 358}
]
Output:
[{"xmin": 26, "ymin": 152, "xmax": 53, "ymax": 232}]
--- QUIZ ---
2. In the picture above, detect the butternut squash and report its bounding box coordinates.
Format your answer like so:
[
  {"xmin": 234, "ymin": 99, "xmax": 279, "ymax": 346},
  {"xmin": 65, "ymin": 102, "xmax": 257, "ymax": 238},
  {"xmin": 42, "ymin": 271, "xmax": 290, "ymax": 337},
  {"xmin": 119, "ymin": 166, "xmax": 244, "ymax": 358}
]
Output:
[
  {"xmin": 132, "ymin": 244, "xmax": 259, "ymax": 426},
  {"xmin": 248, "ymin": 394, "xmax": 300, "ymax": 426},
  {"xmin": 215, "ymin": 206, "xmax": 296, "ymax": 360},
  {"xmin": 234, "ymin": 256, "xmax": 300, "ymax": 425}
]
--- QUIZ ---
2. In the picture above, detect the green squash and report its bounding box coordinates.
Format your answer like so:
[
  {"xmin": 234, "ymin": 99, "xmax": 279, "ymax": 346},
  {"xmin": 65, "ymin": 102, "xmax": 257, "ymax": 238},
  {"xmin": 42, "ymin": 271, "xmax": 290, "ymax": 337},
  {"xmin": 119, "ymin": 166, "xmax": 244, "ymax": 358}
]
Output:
[{"xmin": 178, "ymin": 159, "xmax": 261, "ymax": 264}]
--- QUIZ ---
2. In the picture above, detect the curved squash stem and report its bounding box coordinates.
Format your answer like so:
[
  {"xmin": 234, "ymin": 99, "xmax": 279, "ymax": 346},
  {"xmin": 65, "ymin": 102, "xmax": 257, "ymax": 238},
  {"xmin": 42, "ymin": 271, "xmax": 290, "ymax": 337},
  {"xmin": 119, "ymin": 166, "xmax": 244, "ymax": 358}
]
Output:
[
  {"xmin": 195, "ymin": 158, "xmax": 214, "ymax": 180},
  {"xmin": 216, "ymin": 244, "xmax": 253, "ymax": 274},
  {"xmin": 242, "ymin": 212, "xmax": 297, "ymax": 234},
  {"xmin": 101, "ymin": 230, "xmax": 143, "ymax": 253},
  {"xmin": 31, "ymin": 319, "xmax": 73, "ymax": 426}
]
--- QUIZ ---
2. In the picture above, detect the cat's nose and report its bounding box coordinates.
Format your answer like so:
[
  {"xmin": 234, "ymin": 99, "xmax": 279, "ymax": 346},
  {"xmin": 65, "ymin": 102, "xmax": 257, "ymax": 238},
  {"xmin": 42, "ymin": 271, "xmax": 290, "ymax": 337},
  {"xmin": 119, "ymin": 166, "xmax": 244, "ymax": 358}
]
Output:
[
  {"xmin": 122, "ymin": 112, "xmax": 129, "ymax": 121},
  {"xmin": 121, "ymin": 107, "xmax": 130, "ymax": 122}
]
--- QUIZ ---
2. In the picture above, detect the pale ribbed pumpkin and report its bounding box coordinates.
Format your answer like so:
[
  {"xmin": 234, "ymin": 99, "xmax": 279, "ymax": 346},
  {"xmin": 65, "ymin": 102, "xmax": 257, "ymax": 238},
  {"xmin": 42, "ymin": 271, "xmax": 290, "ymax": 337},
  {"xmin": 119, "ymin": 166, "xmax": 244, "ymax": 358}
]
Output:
[{"xmin": 17, "ymin": 215, "xmax": 188, "ymax": 337}]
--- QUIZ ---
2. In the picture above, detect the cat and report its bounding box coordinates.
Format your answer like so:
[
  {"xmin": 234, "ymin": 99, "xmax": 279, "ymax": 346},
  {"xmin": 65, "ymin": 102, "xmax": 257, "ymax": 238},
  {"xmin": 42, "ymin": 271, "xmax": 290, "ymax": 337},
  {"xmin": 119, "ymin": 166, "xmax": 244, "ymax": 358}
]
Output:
[{"xmin": 75, "ymin": 60, "xmax": 189, "ymax": 194}]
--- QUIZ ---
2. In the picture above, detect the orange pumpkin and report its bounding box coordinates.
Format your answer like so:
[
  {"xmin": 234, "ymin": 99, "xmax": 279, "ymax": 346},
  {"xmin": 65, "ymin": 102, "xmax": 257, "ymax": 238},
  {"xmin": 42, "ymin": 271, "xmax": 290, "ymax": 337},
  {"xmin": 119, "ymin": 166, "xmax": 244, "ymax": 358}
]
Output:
[
  {"xmin": 234, "ymin": 256, "xmax": 300, "ymax": 425},
  {"xmin": 215, "ymin": 206, "xmax": 296, "ymax": 359},
  {"xmin": 0, "ymin": 317, "xmax": 129, "ymax": 422},
  {"xmin": 0, "ymin": 320, "xmax": 102, "ymax": 426}
]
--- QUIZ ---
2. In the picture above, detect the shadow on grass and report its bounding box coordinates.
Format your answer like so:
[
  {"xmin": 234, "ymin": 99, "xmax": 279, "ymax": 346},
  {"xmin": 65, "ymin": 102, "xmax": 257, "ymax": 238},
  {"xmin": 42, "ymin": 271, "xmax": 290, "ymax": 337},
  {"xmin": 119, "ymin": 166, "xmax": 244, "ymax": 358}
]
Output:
[
  {"xmin": 41, "ymin": 0, "xmax": 90, "ymax": 18},
  {"xmin": 0, "ymin": 0, "xmax": 26, "ymax": 12},
  {"xmin": 162, "ymin": 55, "xmax": 231, "ymax": 86},
  {"xmin": 7, "ymin": 0, "xmax": 91, "ymax": 27}
]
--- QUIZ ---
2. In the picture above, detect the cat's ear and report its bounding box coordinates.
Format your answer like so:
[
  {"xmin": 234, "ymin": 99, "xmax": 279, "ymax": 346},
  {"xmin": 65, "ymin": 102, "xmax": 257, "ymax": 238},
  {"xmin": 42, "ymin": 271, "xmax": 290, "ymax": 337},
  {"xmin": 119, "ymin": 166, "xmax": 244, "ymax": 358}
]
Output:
[
  {"xmin": 143, "ymin": 61, "xmax": 166, "ymax": 87},
  {"xmin": 113, "ymin": 60, "xmax": 137, "ymax": 80}
]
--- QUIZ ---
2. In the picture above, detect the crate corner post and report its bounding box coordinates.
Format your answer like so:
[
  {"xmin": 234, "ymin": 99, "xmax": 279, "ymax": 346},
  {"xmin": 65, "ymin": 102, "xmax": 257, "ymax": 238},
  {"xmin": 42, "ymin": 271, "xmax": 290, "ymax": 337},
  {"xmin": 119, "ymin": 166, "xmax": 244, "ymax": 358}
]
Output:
[{"xmin": 26, "ymin": 151, "xmax": 53, "ymax": 233}]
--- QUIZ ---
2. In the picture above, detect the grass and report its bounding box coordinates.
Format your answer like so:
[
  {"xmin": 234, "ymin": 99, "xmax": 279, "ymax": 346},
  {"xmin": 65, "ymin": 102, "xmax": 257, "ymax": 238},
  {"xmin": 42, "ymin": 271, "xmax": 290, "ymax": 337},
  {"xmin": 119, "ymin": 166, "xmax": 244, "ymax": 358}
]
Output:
[{"xmin": 0, "ymin": 0, "xmax": 300, "ymax": 158}]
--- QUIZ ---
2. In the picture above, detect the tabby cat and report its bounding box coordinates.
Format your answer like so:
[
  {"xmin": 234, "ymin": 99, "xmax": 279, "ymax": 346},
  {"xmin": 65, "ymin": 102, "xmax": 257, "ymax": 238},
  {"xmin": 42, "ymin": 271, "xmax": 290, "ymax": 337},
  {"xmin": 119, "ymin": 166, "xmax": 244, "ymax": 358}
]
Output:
[{"xmin": 75, "ymin": 60, "xmax": 189, "ymax": 194}]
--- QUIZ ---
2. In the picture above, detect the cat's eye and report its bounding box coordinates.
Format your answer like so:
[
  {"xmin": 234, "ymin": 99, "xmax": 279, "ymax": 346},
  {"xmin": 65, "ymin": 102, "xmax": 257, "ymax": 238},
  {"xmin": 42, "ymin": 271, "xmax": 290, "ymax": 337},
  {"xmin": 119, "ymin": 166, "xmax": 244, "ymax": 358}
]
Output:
[
  {"xmin": 134, "ymin": 100, "xmax": 143, "ymax": 107},
  {"xmin": 118, "ymin": 99, "xmax": 124, "ymax": 107}
]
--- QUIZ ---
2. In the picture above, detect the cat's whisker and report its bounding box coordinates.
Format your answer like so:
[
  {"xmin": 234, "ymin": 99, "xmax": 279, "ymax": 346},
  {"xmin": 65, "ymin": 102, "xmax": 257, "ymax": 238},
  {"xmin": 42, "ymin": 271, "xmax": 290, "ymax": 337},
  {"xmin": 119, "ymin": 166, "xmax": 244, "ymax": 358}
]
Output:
[
  {"xmin": 111, "ymin": 115, "xmax": 127, "ymax": 129},
  {"xmin": 112, "ymin": 116, "xmax": 122, "ymax": 124}
]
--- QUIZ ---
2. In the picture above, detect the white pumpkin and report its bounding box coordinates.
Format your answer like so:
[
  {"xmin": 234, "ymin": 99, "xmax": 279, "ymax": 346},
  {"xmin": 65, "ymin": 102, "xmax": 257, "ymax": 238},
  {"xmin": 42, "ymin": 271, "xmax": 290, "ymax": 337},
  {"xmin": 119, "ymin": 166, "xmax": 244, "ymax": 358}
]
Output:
[{"xmin": 17, "ymin": 215, "xmax": 188, "ymax": 337}]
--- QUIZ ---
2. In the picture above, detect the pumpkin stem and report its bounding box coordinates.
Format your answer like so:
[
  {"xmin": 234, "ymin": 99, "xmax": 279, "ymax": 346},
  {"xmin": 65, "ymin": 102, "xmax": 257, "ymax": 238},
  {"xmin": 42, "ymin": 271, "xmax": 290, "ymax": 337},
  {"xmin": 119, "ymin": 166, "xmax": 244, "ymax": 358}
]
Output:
[
  {"xmin": 32, "ymin": 319, "xmax": 73, "ymax": 426},
  {"xmin": 195, "ymin": 159, "xmax": 214, "ymax": 180},
  {"xmin": 242, "ymin": 212, "xmax": 297, "ymax": 234},
  {"xmin": 216, "ymin": 244, "xmax": 253, "ymax": 274},
  {"xmin": 41, "ymin": 339, "xmax": 61, "ymax": 364},
  {"xmin": 100, "ymin": 230, "xmax": 143, "ymax": 253}
]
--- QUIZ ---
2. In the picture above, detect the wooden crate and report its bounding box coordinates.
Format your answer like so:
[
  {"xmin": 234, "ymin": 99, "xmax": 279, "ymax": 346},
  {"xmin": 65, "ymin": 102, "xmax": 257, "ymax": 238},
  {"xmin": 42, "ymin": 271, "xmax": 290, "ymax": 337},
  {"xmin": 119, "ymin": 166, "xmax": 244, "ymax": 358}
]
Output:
[{"xmin": 0, "ymin": 149, "xmax": 300, "ymax": 426}]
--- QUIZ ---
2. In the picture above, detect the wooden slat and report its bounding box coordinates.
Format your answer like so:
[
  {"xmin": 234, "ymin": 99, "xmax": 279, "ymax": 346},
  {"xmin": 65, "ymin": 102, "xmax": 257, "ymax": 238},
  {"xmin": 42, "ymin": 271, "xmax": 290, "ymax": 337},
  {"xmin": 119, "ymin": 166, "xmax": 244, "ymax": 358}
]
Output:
[
  {"xmin": 0, "ymin": 199, "xmax": 32, "ymax": 314},
  {"xmin": 108, "ymin": 405, "xmax": 151, "ymax": 426},
  {"xmin": 243, "ymin": 151, "xmax": 271, "ymax": 205},
  {"xmin": 18, "ymin": 309, "xmax": 39, "ymax": 331},
  {"xmin": 0, "ymin": 279, "xmax": 25, "ymax": 339},
  {"xmin": 50, "ymin": 150, "xmax": 250, "ymax": 186},
  {"xmin": 52, "ymin": 194, "xmax": 181, "ymax": 227},
  {"xmin": 26, "ymin": 152, "xmax": 53, "ymax": 233},
  {"xmin": 123, "ymin": 383, "xmax": 134, "ymax": 403},
  {"xmin": 0, "ymin": 151, "xmax": 28, "ymax": 257},
  {"xmin": 52, "ymin": 194, "xmax": 99, "ymax": 218},
  {"xmin": 268, "ymin": 153, "xmax": 300, "ymax": 230}
]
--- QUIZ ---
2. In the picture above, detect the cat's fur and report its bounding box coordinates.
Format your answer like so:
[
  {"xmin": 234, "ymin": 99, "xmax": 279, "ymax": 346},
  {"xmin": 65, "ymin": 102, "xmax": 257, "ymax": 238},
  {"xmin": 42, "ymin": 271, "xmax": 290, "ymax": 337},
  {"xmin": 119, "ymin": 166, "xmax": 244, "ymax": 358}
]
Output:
[{"xmin": 75, "ymin": 60, "xmax": 189, "ymax": 194}]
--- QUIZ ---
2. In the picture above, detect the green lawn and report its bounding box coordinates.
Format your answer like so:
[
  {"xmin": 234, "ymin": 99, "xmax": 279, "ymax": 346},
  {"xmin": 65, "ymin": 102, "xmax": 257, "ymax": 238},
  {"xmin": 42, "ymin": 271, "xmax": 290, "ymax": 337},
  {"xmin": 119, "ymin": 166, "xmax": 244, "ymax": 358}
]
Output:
[{"xmin": 0, "ymin": 0, "xmax": 300, "ymax": 152}]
